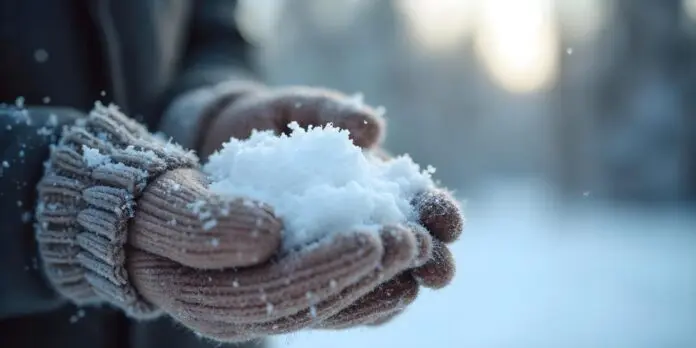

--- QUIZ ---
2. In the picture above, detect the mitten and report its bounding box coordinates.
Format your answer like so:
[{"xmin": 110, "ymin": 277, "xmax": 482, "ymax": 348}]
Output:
[
  {"xmin": 164, "ymin": 84, "xmax": 465, "ymax": 336},
  {"xmin": 318, "ymin": 189, "xmax": 463, "ymax": 329},
  {"xmin": 34, "ymin": 103, "xmax": 282, "ymax": 318},
  {"xmin": 197, "ymin": 86, "xmax": 385, "ymax": 158}
]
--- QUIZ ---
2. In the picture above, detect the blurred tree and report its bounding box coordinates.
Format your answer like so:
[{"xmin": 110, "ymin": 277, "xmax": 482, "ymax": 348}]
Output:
[{"xmin": 556, "ymin": 0, "xmax": 696, "ymax": 203}]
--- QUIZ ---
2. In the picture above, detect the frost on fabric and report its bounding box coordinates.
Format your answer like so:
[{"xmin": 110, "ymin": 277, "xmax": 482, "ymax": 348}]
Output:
[
  {"xmin": 204, "ymin": 221, "xmax": 218, "ymax": 232},
  {"xmin": 123, "ymin": 145, "xmax": 160, "ymax": 162},
  {"xmin": 1, "ymin": 99, "xmax": 33, "ymax": 126},
  {"xmin": 204, "ymin": 122, "xmax": 435, "ymax": 251},
  {"xmin": 82, "ymin": 145, "xmax": 111, "ymax": 167}
]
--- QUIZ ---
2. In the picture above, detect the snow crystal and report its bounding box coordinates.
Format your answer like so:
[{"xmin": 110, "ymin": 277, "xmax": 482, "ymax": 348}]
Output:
[
  {"xmin": 36, "ymin": 127, "xmax": 53, "ymax": 136},
  {"xmin": 42, "ymin": 96, "xmax": 51, "ymax": 104},
  {"xmin": 82, "ymin": 146, "xmax": 111, "ymax": 167},
  {"xmin": 305, "ymin": 291, "xmax": 315, "ymax": 301},
  {"xmin": 34, "ymin": 49, "xmax": 49, "ymax": 63},
  {"xmin": 2, "ymin": 161, "xmax": 9, "ymax": 168},
  {"xmin": 47, "ymin": 113, "xmax": 58, "ymax": 126},
  {"xmin": 203, "ymin": 220, "xmax": 218, "ymax": 231},
  {"xmin": 204, "ymin": 122, "xmax": 435, "ymax": 251},
  {"xmin": 198, "ymin": 210, "xmax": 212, "ymax": 220},
  {"xmin": 187, "ymin": 200, "xmax": 206, "ymax": 214},
  {"xmin": 209, "ymin": 237, "xmax": 220, "ymax": 246},
  {"xmin": 123, "ymin": 145, "xmax": 159, "ymax": 162}
]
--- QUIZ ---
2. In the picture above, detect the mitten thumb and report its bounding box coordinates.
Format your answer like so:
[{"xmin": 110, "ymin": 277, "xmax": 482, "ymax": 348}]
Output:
[{"xmin": 129, "ymin": 168, "xmax": 283, "ymax": 269}]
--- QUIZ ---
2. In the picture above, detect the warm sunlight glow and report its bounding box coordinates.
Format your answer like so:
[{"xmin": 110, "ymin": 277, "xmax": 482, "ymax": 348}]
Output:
[
  {"xmin": 684, "ymin": 0, "xmax": 696, "ymax": 22},
  {"xmin": 474, "ymin": 0, "xmax": 559, "ymax": 93},
  {"xmin": 396, "ymin": 0, "xmax": 476, "ymax": 51}
]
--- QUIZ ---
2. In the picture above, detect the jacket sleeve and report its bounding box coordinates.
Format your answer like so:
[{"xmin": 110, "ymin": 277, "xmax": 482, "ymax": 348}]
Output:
[
  {"xmin": 176, "ymin": 0, "xmax": 258, "ymax": 93},
  {"xmin": 0, "ymin": 105, "xmax": 83, "ymax": 319},
  {"xmin": 155, "ymin": 0, "xmax": 264, "ymax": 150}
]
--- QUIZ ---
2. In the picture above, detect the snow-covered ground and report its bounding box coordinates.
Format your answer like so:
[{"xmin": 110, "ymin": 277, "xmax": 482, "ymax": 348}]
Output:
[{"xmin": 274, "ymin": 181, "xmax": 696, "ymax": 348}]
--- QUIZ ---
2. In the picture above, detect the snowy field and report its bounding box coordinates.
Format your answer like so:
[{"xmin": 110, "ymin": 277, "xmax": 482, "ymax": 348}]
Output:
[{"xmin": 273, "ymin": 181, "xmax": 696, "ymax": 348}]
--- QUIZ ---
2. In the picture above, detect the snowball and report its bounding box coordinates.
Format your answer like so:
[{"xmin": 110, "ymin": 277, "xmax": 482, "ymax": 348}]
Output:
[{"xmin": 204, "ymin": 122, "xmax": 435, "ymax": 251}]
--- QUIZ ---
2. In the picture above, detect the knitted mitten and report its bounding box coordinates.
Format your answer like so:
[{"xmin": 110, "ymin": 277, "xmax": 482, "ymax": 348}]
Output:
[{"xmin": 34, "ymin": 103, "xmax": 282, "ymax": 318}]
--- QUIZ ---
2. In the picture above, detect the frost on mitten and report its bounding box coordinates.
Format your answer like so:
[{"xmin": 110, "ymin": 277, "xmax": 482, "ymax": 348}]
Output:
[{"xmin": 35, "ymin": 103, "xmax": 198, "ymax": 318}]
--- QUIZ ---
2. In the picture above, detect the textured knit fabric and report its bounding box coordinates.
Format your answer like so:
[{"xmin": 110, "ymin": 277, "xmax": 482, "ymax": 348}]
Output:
[
  {"xmin": 35, "ymin": 103, "xmax": 198, "ymax": 318},
  {"xmin": 126, "ymin": 225, "xmax": 422, "ymax": 342},
  {"xmin": 129, "ymin": 167, "xmax": 283, "ymax": 270}
]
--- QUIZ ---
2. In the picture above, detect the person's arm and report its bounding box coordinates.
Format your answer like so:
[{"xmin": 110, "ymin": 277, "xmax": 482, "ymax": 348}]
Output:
[
  {"xmin": 175, "ymin": 0, "xmax": 257, "ymax": 94},
  {"xmin": 157, "ymin": 0, "xmax": 265, "ymax": 151},
  {"xmin": 0, "ymin": 105, "xmax": 83, "ymax": 318}
]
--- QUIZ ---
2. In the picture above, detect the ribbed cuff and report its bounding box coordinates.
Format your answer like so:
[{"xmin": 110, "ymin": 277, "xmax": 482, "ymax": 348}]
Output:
[
  {"xmin": 158, "ymin": 81, "xmax": 266, "ymax": 152},
  {"xmin": 35, "ymin": 103, "xmax": 199, "ymax": 318}
]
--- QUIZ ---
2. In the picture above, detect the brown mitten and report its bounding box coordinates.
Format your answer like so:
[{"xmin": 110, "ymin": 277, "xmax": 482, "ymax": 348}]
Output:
[
  {"xmin": 199, "ymin": 86, "xmax": 385, "ymax": 158},
  {"xmin": 318, "ymin": 189, "xmax": 463, "ymax": 330},
  {"xmin": 35, "ymin": 103, "xmax": 283, "ymax": 318}
]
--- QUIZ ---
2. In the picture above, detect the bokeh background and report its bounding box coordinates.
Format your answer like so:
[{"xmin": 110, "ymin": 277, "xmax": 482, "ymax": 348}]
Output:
[{"xmin": 234, "ymin": 1, "xmax": 696, "ymax": 347}]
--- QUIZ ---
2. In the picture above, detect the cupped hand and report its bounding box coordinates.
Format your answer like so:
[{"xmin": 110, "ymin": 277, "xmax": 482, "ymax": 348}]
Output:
[
  {"xmin": 199, "ymin": 87, "xmax": 385, "ymax": 158},
  {"xmin": 127, "ymin": 87, "xmax": 464, "ymax": 342}
]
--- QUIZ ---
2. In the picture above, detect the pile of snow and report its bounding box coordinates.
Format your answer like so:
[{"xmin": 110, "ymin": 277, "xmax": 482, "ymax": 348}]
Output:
[{"xmin": 204, "ymin": 122, "xmax": 435, "ymax": 250}]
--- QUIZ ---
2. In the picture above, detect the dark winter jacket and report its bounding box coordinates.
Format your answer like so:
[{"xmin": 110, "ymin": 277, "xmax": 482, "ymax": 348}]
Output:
[{"xmin": 0, "ymin": 1, "xmax": 261, "ymax": 347}]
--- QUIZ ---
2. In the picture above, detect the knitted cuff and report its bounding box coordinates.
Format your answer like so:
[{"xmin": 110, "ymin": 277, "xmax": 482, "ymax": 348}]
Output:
[{"xmin": 35, "ymin": 103, "xmax": 199, "ymax": 318}]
